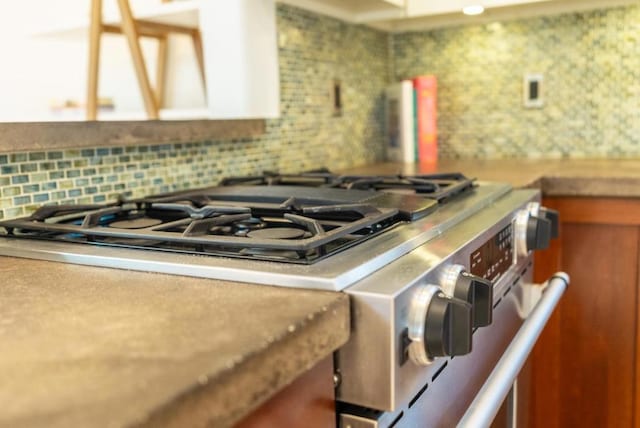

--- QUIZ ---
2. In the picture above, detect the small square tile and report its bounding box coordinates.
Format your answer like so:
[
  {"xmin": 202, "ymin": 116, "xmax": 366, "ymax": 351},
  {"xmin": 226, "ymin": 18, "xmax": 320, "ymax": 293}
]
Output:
[
  {"xmin": 39, "ymin": 162, "xmax": 56, "ymax": 171},
  {"xmin": 1, "ymin": 165, "xmax": 19, "ymax": 175},
  {"xmin": 20, "ymin": 163, "xmax": 38, "ymax": 173},
  {"xmin": 13, "ymin": 195, "xmax": 31, "ymax": 205},
  {"xmin": 33, "ymin": 193, "xmax": 50, "ymax": 203},
  {"xmin": 22, "ymin": 184, "xmax": 40, "ymax": 193},
  {"xmin": 9, "ymin": 153, "xmax": 27, "ymax": 163},
  {"xmin": 11, "ymin": 175, "xmax": 28, "ymax": 185},
  {"xmin": 2, "ymin": 186, "xmax": 21, "ymax": 197},
  {"xmin": 47, "ymin": 151, "xmax": 63, "ymax": 160},
  {"xmin": 42, "ymin": 182, "xmax": 58, "ymax": 190},
  {"xmin": 49, "ymin": 171, "xmax": 65, "ymax": 180},
  {"xmin": 28, "ymin": 152, "xmax": 46, "ymax": 161},
  {"xmin": 5, "ymin": 207, "xmax": 24, "ymax": 218}
]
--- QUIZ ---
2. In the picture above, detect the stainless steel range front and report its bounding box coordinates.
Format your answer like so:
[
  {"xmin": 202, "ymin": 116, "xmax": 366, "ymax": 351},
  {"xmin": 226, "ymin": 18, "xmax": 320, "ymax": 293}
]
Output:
[{"xmin": 0, "ymin": 171, "xmax": 567, "ymax": 427}]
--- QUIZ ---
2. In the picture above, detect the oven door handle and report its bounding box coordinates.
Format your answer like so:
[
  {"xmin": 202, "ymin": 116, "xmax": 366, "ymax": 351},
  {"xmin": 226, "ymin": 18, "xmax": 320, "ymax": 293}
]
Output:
[{"xmin": 457, "ymin": 272, "xmax": 569, "ymax": 428}]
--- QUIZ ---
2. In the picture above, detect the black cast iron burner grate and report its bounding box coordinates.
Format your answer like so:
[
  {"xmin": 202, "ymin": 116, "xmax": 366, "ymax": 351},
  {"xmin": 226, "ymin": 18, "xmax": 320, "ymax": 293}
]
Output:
[
  {"xmin": 0, "ymin": 197, "xmax": 400, "ymax": 264},
  {"xmin": 219, "ymin": 169, "xmax": 475, "ymax": 203}
]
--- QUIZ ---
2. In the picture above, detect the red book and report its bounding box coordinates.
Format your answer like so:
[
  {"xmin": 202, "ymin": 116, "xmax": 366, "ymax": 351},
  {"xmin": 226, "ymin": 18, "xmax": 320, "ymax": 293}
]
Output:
[{"xmin": 412, "ymin": 76, "xmax": 438, "ymax": 163}]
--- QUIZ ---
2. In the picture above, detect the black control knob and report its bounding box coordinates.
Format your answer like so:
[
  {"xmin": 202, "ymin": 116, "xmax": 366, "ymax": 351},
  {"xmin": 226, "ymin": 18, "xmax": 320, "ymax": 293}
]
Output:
[
  {"xmin": 441, "ymin": 265, "xmax": 493, "ymax": 329},
  {"xmin": 526, "ymin": 215, "xmax": 552, "ymax": 251},
  {"xmin": 540, "ymin": 207, "xmax": 559, "ymax": 239},
  {"xmin": 424, "ymin": 292, "xmax": 472, "ymax": 358},
  {"xmin": 454, "ymin": 272, "xmax": 493, "ymax": 328}
]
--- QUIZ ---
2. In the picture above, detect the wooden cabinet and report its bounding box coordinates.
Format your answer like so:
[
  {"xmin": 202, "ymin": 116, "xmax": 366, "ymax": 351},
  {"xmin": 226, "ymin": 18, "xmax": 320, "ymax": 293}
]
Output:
[{"xmin": 529, "ymin": 197, "xmax": 640, "ymax": 427}]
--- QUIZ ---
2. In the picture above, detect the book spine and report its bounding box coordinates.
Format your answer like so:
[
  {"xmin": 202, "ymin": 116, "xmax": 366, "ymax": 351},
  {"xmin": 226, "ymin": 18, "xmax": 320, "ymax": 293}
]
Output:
[{"xmin": 413, "ymin": 76, "xmax": 438, "ymax": 163}]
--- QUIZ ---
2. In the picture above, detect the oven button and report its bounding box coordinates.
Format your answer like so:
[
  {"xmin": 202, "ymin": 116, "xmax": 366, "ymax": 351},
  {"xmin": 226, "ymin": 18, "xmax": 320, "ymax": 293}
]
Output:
[
  {"xmin": 440, "ymin": 264, "xmax": 493, "ymax": 328},
  {"xmin": 408, "ymin": 284, "xmax": 472, "ymax": 366}
]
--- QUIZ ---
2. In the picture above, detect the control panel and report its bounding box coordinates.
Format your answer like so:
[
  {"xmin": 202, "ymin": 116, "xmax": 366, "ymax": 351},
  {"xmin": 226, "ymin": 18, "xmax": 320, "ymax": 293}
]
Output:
[{"xmin": 470, "ymin": 224, "xmax": 513, "ymax": 282}]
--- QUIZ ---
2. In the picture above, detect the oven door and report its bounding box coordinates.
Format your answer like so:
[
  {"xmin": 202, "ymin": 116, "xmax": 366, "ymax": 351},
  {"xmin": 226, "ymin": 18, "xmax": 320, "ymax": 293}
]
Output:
[{"xmin": 338, "ymin": 272, "xmax": 569, "ymax": 428}]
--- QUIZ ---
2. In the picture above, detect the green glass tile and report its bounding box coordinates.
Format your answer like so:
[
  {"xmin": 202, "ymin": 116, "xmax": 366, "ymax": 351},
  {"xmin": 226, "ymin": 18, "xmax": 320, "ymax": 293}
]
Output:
[
  {"xmin": 42, "ymin": 182, "xmax": 58, "ymax": 190},
  {"xmin": 49, "ymin": 171, "xmax": 64, "ymax": 180},
  {"xmin": 76, "ymin": 197, "xmax": 92, "ymax": 204},
  {"xmin": 66, "ymin": 170, "xmax": 81, "ymax": 178},
  {"xmin": 64, "ymin": 150, "xmax": 80, "ymax": 158},
  {"xmin": 5, "ymin": 207, "xmax": 24, "ymax": 218},
  {"xmin": 0, "ymin": 177, "xmax": 9, "ymax": 186},
  {"xmin": 97, "ymin": 148, "xmax": 110, "ymax": 156},
  {"xmin": 1, "ymin": 165, "xmax": 18, "ymax": 174},
  {"xmin": 47, "ymin": 151, "xmax": 63, "ymax": 160},
  {"xmin": 83, "ymin": 168, "xmax": 97, "ymax": 176},
  {"xmin": 81, "ymin": 149, "xmax": 95, "ymax": 157},
  {"xmin": 30, "ymin": 173, "xmax": 47, "ymax": 182},
  {"xmin": 57, "ymin": 161, "xmax": 72, "ymax": 169},
  {"xmin": 28, "ymin": 152, "xmax": 46, "ymax": 161},
  {"xmin": 85, "ymin": 186, "xmax": 98, "ymax": 195},
  {"xmin": 11, "ymin": 175, "xmax": 28, "ymax": 185},
  {"xmin": 73, "ymin": 159, "xmax": 88, "ymax": 168},
  {"xmin": 98, "ymin": 166, "xmax": 112, "ymax": 174},
  {"xmin": 20, "ymin": 163, "xmax": 38, "ymax": 173},
  {"xmin": 0, "ymin": 210, "xmax": 3, "ymax": 219},
  {"xmin": 33, "ymin": 193, "xmax": 50, "ymax": 203},
  {"xmin": 22, "ymin": 184, "xmax": 40, "ymax": 193},
  {"xmin": 75, "ymin": 178, "xmax": 89, "ymax": 186},
  {"xmin": 99, "ymin": 185, "xmax": 113, "ymax": 192},
  {"xmin": 9, "ymin": 153, "xmax": 27, "ymax": 163},
  {"xmin": 59, "ymin": 180, "xmax": 74, "ymax": 189},
  {"xmin": 91, "ymin": 176, "xmax": 104, "ymax": 184},
  {"xmin": 0, "ymin": 155, "xmax": 7, "ymax": 164},
  {"xmin": 0, "ymin": 198, "xmax": 12, "ymax": 208},
  {"xmin": 51, "ymin": 191, "xmax": 66, "ymax": 200},
  {"xmin": 39, "ymin": 162, "xmax": 56, "ymax": 171},
  {"xmin": 93, "ymin": 195, "xmax": 106, "ymax": 203},
  {"xmin": 13, "ymin": 195, "xmax": 31, "ymax": 205},
  {"xmin": 68, "ymin": 189, "xmax": 83, "ymax": 197}
]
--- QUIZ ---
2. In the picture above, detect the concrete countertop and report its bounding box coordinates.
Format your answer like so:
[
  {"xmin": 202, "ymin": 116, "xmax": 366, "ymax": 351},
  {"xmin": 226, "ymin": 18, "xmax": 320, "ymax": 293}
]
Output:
[
  {"xmin": 0, "ymin": 258, "xmax": 349, "ymax": 428},
  {"xmin": 341, "ymin": 158, "xmax": 640, "ymax": 197}
]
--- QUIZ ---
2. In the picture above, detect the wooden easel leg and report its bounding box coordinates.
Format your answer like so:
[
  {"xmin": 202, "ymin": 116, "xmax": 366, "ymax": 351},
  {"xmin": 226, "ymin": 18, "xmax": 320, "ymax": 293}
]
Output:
[
  {"xmin": 87, "ymin": 0, "xmax": 102, "ymax": 120},
  {"xmin": 156, "ymin": 35, "xmax": 168, "ymax": 109},
  {"xmin": 192, "ymin": 30, "xmax": 206, "ymax": 92},
  {"xmin": 117, "ymin": 0, "xmax": 159, "ymax": 119}
]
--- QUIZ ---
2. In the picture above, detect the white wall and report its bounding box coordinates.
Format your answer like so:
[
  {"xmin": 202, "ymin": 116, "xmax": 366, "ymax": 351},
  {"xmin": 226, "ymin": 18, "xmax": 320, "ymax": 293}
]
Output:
[{"xmin": 0, "ymin": 0, "xmax": 205, "ymax": 121}]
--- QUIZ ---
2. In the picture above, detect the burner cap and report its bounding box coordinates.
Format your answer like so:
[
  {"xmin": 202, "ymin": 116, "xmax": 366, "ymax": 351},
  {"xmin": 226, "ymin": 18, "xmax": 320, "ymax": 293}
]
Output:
[
  {"xmin": 110, "ymin": 218, "xmax": 163, "ymax": 229},
  {"xmin": 247, "ymin": 227, "xmax": 306, "ymax": 240}
]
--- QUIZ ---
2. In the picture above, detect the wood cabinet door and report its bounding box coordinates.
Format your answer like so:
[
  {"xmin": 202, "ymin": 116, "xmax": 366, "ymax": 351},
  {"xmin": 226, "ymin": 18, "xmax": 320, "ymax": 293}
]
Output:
[{"xmin": 529, "ymin": 198, "xmax": 640, "ymax": 427}]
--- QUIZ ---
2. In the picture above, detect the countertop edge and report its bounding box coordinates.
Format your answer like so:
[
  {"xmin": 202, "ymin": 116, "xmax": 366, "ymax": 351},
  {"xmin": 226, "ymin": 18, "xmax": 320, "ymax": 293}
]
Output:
[{"xmin": 136, "ymin": 293, "xmax": 350, "ymax": 428}]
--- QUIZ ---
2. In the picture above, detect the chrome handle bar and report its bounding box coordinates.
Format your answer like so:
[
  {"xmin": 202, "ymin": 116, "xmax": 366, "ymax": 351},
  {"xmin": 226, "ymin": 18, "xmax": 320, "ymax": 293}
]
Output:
[{"xmin": 457, "ymin": 272, "xmax": 570, "ymax": 428}]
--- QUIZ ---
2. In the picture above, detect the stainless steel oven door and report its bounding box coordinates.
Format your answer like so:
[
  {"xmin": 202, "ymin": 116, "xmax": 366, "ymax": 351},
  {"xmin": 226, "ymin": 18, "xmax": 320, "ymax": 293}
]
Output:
[{"xmin": 338, "ymin": 272, "xmax": 568, "ymax": 428}]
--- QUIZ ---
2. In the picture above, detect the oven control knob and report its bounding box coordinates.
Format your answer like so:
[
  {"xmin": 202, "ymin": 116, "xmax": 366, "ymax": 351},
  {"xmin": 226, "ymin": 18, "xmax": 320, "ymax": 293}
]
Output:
[
  {"xmin": 515, "ymin": 208, "xmax": 552, "ymax": 256},
  {"xmin": 540, "ymin": 207, "xmax": 559, "ymax": 239},
  {"xmin": 440, "ymin": 264, "xmax": 493, "ymax": 328},
  {"xmin": 408, "ymin": 285, "xmax": 473, "ymax": 365}
]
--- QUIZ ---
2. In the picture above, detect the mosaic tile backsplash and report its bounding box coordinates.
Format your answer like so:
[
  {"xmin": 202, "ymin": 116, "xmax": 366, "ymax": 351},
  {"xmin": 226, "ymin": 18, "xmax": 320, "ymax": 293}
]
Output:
[
  {"xmin": 0, "ymin": 4, "xmax": 390, "ymax": 220},
  {"xmin": 2, "ymin": 3, "xmax": 639, "ymax": 220},
  {"xmin": 393, "ymin": 4, "xmax": 640, "ymax": 159}
]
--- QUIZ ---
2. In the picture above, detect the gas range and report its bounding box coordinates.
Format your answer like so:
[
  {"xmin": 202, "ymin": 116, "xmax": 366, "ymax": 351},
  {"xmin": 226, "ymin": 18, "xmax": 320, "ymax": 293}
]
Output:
[{"xmin": 0, "ymin": 171, "xmax": 567, "ymax": 427}]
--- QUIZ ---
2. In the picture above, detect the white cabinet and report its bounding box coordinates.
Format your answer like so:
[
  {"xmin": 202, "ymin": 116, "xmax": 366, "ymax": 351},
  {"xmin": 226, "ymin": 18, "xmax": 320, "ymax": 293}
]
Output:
[{"xmin": 199, "ymin": 1, "xmax": 280, "ymax": 119}]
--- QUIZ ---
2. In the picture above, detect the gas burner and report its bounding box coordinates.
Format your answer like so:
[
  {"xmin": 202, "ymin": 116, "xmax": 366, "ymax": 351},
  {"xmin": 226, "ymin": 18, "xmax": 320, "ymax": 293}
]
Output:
[
  {"xmin": 220, "ymin": 170, "xmax": 475, "ymax": 203},
  {"xmin": 0, "ymin": 193, "xmax": 400, "ymax": 264}
]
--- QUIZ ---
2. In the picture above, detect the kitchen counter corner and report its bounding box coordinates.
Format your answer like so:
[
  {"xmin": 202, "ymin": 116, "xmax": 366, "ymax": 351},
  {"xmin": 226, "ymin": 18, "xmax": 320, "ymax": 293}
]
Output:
[{"xmin": 0, "ymin": 257, "xmax": 349, "ymax": 428}]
